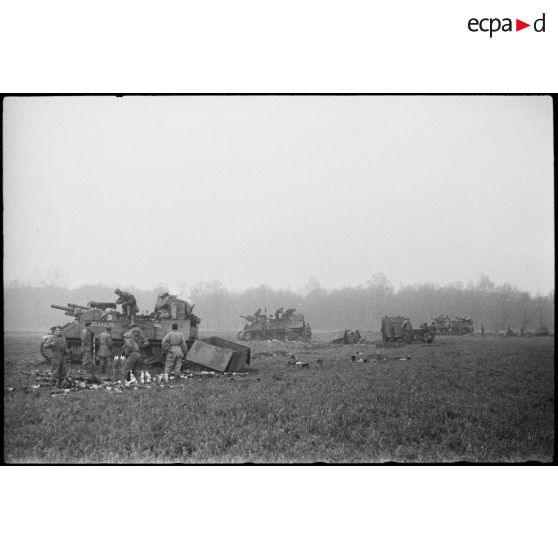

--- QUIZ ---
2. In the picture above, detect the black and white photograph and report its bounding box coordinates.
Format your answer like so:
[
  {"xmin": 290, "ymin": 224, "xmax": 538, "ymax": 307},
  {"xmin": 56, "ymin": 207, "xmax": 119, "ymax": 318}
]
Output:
[{"xmin": 3, "ymin": 94, "xmax": 554, "ymax": 464}]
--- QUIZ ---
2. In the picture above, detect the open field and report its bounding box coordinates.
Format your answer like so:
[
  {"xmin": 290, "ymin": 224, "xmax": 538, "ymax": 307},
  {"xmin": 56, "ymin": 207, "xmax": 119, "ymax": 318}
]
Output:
[{"xmin": 3, "ymin": 332, "xmax": 554, "ymax": 463}]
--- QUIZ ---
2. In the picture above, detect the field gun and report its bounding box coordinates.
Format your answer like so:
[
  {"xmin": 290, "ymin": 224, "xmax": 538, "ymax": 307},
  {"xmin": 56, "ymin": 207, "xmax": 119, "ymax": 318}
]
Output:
[
  {"xmin": 51, "ymin": 302, "xmax": 96, "ymax": 317},
  {"xmin": 67, "ymin": 302, "xmax": 91, "ymax": 311},
  {"xmin": 50, "ymin": 304, "xmax": 74, "ymax": 313},
  {"xmin": 88, "ymin": 301, "xmax": 117, "ymax": 311},
  {"xmin": 50, "ymin": 304, "xmax": 82, "ymax": 316}
]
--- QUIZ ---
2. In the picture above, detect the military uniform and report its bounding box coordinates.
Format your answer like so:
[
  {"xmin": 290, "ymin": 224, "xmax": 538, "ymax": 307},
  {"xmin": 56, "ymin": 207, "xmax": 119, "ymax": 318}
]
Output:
[
  {"xmin": 47, "ymin": 334, "xmax": 68, "ymax": 387},
  {"xmin": 81, "ymin": 326, "xmax": 94, "ymax": 369},
  {"xmin": 116, "ymin": 290, "xmax": 139, "ymax": 323},
  {"xmin": 97, "ymin": 330, "xmax": 113, "ymax": 376},
  {"xmin": 155, "ymin": 292, "xmax": 172, "ymax": 318},
  {"xmin": 129, "ymin": 326, "xmax": 148, "ymax": 350},
  {"xmin": 122, "ymin": 334, "xmax": 141, "ymax": 382},
  {"xmin": 161, "ymin": 329, "xmax": 188, "ymax": 377},
  {"xmin": 128, "ymin": 326, "xmax": 149, "ymax": 367}
]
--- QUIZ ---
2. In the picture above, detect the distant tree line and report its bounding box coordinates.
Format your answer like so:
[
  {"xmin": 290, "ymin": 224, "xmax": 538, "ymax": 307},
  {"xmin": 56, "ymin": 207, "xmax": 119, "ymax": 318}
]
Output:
[{"xmin": 4, "ymin": 273, "xmax": 554, "ymax": 334}]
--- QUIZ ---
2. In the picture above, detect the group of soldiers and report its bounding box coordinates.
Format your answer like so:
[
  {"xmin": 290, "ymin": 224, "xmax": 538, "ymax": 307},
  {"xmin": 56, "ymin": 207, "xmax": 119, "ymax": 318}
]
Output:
[{"xmin": 44, "ymin": 322, "xmax": 189, "ymax": 389}]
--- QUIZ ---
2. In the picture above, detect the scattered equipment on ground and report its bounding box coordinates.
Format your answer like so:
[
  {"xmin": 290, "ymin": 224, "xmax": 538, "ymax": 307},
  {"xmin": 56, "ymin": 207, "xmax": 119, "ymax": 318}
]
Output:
[{"xmin": 186, "ymin": 337, "xmax": 250, "ymax": 373}]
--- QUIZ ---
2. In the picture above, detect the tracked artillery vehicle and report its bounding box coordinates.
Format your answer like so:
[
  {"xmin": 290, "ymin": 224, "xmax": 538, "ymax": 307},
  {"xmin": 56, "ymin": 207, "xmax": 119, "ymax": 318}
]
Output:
[
  {"xmin": 527, "ymin": 326, "xmax": 550, "ymax": 337},
  {"xmin": 381, "ymin": 316, "xmax": 435, "ymax": 344},
  {"xmin": 237, "ymin": 308, "xmax": 312, "ymax": 341},
  {"xmin": 42, "ymin": 294, "xmax": 201, "ymax": 364},
  {"xmin": 431, "ymin": 314, "xmax": 474, "ymax": 335}
]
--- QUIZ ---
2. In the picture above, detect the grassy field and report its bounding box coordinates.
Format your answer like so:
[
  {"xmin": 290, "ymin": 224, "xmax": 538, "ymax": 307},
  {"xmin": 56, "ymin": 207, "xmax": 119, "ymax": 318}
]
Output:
[{"xmin": 3, "ymin": 332, "xmax": 554, "ymax": 463}]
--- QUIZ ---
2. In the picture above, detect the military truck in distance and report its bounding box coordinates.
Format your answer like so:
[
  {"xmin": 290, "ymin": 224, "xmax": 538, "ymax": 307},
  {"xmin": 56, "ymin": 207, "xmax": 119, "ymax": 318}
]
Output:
[
  {"xmin": 381, "ymin": 316, "xmax": 435, "ymax": 344},
  {"xmin": 237, "ymin": 308, "xmax": 312, "ymax": 341},
  {"xmin": 431, "ymin": 314, "xmax": 474, "ymax": 335},
  {"xmin": 527, "ymin": 326, "xmax": 550, "ymax": 337},
  {"xmin": 42, "ymin": 294, "xmax": 200, "ymax": 364}
]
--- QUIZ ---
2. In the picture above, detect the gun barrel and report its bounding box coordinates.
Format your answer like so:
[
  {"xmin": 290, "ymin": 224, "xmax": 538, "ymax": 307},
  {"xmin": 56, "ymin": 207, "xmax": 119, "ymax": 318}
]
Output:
[
  {"xmin": 51, "ymin": 304, "xmax": 75, "ymax": 312},
  {"xmin": 67, "ymin": 303, "xmax": 90, "ymax": 310}
]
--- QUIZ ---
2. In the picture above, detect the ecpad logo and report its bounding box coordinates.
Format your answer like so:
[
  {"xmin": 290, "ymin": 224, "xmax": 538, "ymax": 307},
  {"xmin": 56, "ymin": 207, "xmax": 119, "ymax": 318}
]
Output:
[{"xmin": 468, "ymin": 13, "xmax": 546, "ymax": 37}]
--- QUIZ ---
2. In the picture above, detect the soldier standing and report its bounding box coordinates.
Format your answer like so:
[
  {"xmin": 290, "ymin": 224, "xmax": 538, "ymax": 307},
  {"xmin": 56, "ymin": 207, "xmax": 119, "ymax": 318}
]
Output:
[
  {"xmin": 114, "ymin": 288, "xmax": 139, "ymax": 325},
  {"xmin": 122, "ymin": 331, "xmax": 142, "ymax": 385},
  {"xmin": 161, "ymin": 323, "xmax": 188, "ymax": 383},
  {"xmin": 40, "ymin": 326, "xmax": 57, "ymax": 361},
  {"xmin": 129, "ymin": 324, "xmax": 150, "ymax": 371},
  {"xmin": 81, "ymin": 321, "xmax": 94, "ymax": 370},
  {"xmin": 46, "ymin": 326, "xmax": 69, "ymax": 388},
  {"xmin": 96, "ymin": 326, "xmax": 113, "ymax": 378},
  {"xmin": 481, "ymin": 324, "xmax": 485, "ymax": 338},
  {"xmin": 45, "ymin": 326, "xmax": 57, "ymax": 342}
]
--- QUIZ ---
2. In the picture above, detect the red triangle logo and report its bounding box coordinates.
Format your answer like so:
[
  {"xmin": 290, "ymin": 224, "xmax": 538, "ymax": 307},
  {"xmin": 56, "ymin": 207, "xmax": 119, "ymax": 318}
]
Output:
[{"xmin": 516, "ymin": 19, "xmax": 530, "ymax": 31}]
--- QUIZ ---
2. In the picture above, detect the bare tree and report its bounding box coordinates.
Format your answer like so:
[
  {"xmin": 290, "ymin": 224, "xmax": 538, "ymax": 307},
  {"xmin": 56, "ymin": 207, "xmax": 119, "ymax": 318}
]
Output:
[
  {"xmin": 517, "ymin": 292, "xmax": 535, "ymax": 331},
  {"xmin": 43, "ymin": 266, "xmax": 68, "ymax": 288}
]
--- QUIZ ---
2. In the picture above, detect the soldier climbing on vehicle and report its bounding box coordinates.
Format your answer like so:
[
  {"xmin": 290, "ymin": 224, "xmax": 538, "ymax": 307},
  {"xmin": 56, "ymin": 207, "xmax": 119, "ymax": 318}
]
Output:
[{"xmin": 114, "ymin": 288, "xmax": 139, "ymax": 325}]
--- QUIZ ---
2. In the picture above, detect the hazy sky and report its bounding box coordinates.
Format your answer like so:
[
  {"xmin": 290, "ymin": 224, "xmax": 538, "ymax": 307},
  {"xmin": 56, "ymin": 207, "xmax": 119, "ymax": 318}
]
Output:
[{"xmin": 3, "ymin": 95, "xmax": 554, "ymax": 295}]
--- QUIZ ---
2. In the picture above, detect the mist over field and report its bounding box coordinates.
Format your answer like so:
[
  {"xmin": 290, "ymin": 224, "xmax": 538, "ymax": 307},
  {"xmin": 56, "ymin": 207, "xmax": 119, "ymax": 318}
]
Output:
[
  {"xmin": 3, "ymin": 97, "xmax": 554, "ymax": 339},
  {"xmin": 4, "ymin": 96, "xmax": 554, "ymax": 298},
  {"xmin": 4, "ymin": 272, "xmax": 554, "ymax": 333}
]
